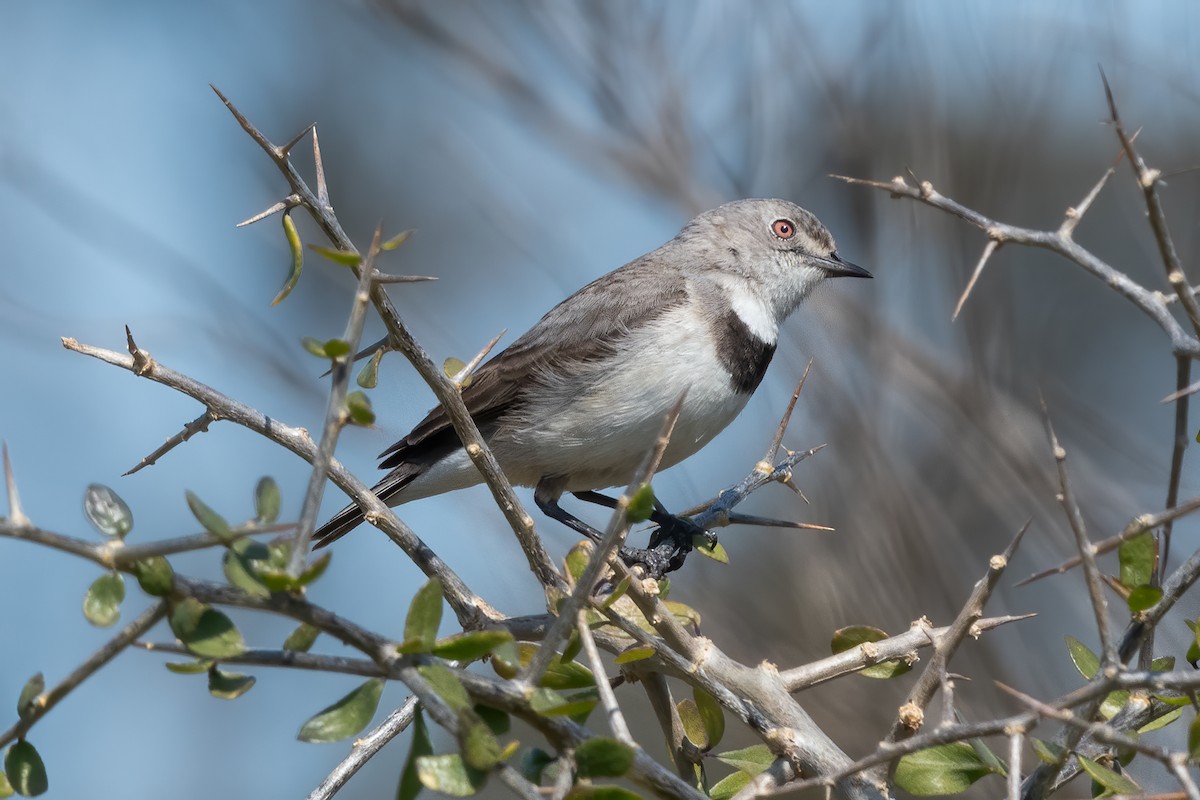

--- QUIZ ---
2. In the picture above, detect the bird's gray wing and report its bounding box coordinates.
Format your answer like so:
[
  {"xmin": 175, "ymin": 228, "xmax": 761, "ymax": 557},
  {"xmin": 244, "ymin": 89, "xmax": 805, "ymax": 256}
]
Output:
[{"xmin": 379, "ymin": 254, "xmax": 688, "ymax": 469}]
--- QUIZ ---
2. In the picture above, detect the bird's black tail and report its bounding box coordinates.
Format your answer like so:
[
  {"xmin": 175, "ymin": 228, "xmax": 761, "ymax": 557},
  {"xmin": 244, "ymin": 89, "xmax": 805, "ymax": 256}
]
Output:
[{"xmin": 312, "ymin": 463, "xmax": 422, "ymax": 549}]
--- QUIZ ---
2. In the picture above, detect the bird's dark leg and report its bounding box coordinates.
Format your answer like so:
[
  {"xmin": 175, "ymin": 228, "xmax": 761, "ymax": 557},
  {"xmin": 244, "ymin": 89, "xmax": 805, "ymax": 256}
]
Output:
[
  {"xmin": 570, "ymin": 490, "xmax": 716, "ymax": 575},
  {"xmin": 535, "ymin": 482, "xmax": 605, "ymax": 542}
]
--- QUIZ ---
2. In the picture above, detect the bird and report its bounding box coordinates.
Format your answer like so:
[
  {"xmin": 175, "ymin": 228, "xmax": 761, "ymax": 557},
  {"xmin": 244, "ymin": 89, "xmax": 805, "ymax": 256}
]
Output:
[{"xmin": 313, "ymin": 199, "xmax": 870, "ymax": 569}]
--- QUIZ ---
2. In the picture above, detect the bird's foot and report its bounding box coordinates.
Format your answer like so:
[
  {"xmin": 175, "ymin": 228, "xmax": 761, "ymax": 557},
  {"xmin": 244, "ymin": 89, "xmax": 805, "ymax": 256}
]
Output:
[{"xmin": 618, "ymin": 515, "xmax": 715, "ymax": 578}]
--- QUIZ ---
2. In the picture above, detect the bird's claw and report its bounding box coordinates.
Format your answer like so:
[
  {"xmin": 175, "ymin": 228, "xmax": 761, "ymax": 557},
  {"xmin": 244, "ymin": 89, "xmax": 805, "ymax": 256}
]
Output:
[{"xmin": 619, "ymin": 515, "xmax": 715, "ymax": 578}]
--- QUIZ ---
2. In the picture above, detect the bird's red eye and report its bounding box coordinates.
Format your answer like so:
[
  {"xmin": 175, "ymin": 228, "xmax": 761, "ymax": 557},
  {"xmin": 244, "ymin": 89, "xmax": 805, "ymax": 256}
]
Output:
[{"xmin": 772, "ymin": 219, "xmax": 795, "ymax": 239}]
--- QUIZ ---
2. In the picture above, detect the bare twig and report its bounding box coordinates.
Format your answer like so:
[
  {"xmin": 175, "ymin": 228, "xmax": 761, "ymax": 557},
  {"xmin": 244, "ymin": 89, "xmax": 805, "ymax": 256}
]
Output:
[
  {"xmin": 306, "ymin": 697, "xmax": 418, "ymax": 800},
  {"xmin": 1161, "ymin": 356, "xmax": 1191, "ymax": 579},
  {"xmin": 952, "ymin": 239, "xmax": 1000, "ymax": 321},
  {"xmin": 577, "ymin": 612, "xmax": 633, "ymax": 744},
  {"xmin": 123, "ymin": 410, "xmax": 216, "ymax": 476}
]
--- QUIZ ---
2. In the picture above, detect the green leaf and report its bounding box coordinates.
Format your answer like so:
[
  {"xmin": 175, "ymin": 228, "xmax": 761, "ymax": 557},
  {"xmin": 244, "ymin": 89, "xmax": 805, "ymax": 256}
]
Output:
[
  {"xmin": 677, "ymin": 699, "xmax": 709, "ymax": 750},
  {"xmin": 490, "ymin": 642, "xmax": 594, "ymax": 689},
  {"xmin": 284, "ymin": 623, "xmax": 320, "ymax": 653},
  {"xmin": 397, "ymin": 708, "xmax": 433, "ymax": 800},
  {"xmin": 600, "ymin": 577, "xmax": 630, "ymax": 609},
  {"xmin": 399, "ymin": 578, "xmax": 443, "ymax": 654},
  {"xmin": 223, "ymin": 540, "xmax": 271, "ymax": 598},
  {"xmin": 82, "ymin": 572, "xmax": 124, "ymax": 627},
  {"xmin": 83, "ymin": 484, "xmax": 133, "ymax": 538},
  {"xmin": 709, "ymin": 770, "xmax": 752, "ymax": 800},
  {"xmin": 614, "ymin": 645, "xmax": 655, "ymax": 665},
  {"xmin": 357, "ymin": 349, "xmax": 383, "ymax": 389},
  {"xmin": 297, "ymin": 551, "xmax": 332, "ymax": 587},
  {"xmin": 1189, "ymin": 619, "xmax": 1200, "ymax": 668},
  {"xmin": 415, "ymin": 754, "xmax": 486, "ymax": 797},
  {"xmin": 830, "ymin": 625, "xmax": 910, "ymax": 679},
  {"xmin": 416, "ymin": 665, "xmax": 471, "ymax": 712},
  {"xmin": 324, "ymin": 339, "xmax": 352, "ymax": 358},
  {"xmin": 461, "ymin": 717, "xmax": 502, "ymax": 771},
  {"xmin": 626, "ymin": 484, "xmax": 655, "ymax": 523},
  {"xmin": 1065, "ymin": 635, "xmax": 1100, "ymax": 680},
  {"xmin": 517, "ymin": 748, "xmax": 554, "ymax": 784},
  {"xmin": 164, "ymin": 660, "xmax": 212, "ymax": 674},
  {"xmin": 443, "ymin": 357, "xmax": 468, "ymax": 381},
  {"xmin": 185, "ymin": 491, "xmax": 233, "ymax": 542},
  {"xmin": 564, "ymin": 786, "xmax": 641, "ymax": 800},
  {"xmin": 382, "ymin": 229, "xmax": 413, "ymax": 251},
  {"xmin": 297, "ymin": 678, "xmax": 385, "ymax": 743},
  {"xmin": 302, "ymin": 337, "xmax": 329, "ymax": 358},
  {"xmin": 529, "ymin": 687, "xmax": 598, "ymax": 718},
  {"xmin": 346, "ymin": 391, "xmax": 375, "ymax": 426},
  {"xmin": 131, "ymin": 556, "xmax": 174, "ymax": 597},
  {"xmin": 4, "ymin": 741, "xmax": 47, "ymax": 797},
  {"xmin": 716, "ymin": 744, "xmax": 775, "ymax": 776},
  {"xmin": 1152, "ymin": 655, "xmax": 1176, "ymax": 672},
  {"xmin": 1140, "ymin": 706, "xmax": 1183, "ymax": 734},
  {"xmin": 574, "ymin": 738, "xmax": 634, "ymax": 778},
  {"xmin": 693, "ymin": 687, "xmax": 725, "ymax": 750},
  {"xmin": 894, "ymin": 742, "xmax": 994, "ymax": 796},
  {"xmin": 1077, "ymin": 755, "xmax": 1139, "ymax": 795},
  {"xmin": 0, "ymin": 768, "xmax": 13, "ymax": 799},
  {"xmin": 1190, "ymin": 714, "xmax": 1200, "ymax": 760},
  {"xmin": 693, "ymin": 536, "xmax": 728, "ymax": 563},
  {"xmin": 1118, "ymin": 532, "xmax": 1156, "ymax": 590},
  {"xmin": 308, "ymin": 245, "xmax": 362, "ymax": 267},
  {"xmin": 16, "ymin": 674, "xmax": 43, "ymax": 721},
  {"xmin": 1127, "ymin": 585, "xmax": 1163, "ymax": 612},
  {"xmin": 254, "ymin": 477, "xmax": 281, "ymax": 524},
  {"xmin": 431, "ymin": 630, "xmax": 514, "ymax": 662},
  {"xmin": 561, "ymin": 631, "xmax": 582, "ymax": 664},
  {"xmin": 1030, "ymin": 738, "xmax": 1063, "ymax": 764},
  {"xmin": 564, "ymin": 541, "xmax": 592, "ymax": 583},
  {"xmin": 168, "ymin": 598, "xmax": 245, "ymax": 658},
  {"xmin": 1100, "ymin": 690, "xmax": 1130, "ymax": 719},
  {"xmin": 273, "ymin": 212, "xmax": 304, "ymax": 305},
  {"xmin": 474, "ymin": 705, "xmax": 510, "ymax": 736},
  {"xmin": 208, "ymin": 667, "xmax": 256, "ymax": 699}
]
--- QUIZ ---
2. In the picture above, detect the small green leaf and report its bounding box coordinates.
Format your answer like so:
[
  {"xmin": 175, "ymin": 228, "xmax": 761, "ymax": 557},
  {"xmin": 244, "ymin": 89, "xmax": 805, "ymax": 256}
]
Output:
[
  {"xmin": 346, "ymin": 391, "xmax": 375, "ymax": 426},
  {"xmin": 0, "ymin": 768, "xmax": 14, "ymax": 798},
  {"xmin": 1030, "ymin": 738, "xmax": 1063, "ymax": 764},
  {"xmin": 132, "ymin": 556, "xmax": 174, "ymax": 597},
  {"xmin": 185, "ymin": 491, "xmax": 233, "ymax": 542},
  {"xmin": 397, "ymin": 708, "xmax": 433, "ymax": 800},
  {"xmin": 302, "ymin": 337, "xmax": 329, "ymax": 358},
  {"xmin": 297, "ymin": 551, "xmax": 332, "ymax": 587},
  {"xmin": 1140, "ymin": 706, "xmax": 1183, "ymax": 733},
  {"xmin": 716, "ymin": 744, "xmax": 775, "ymax": 776},
  {"xmin": 164, "ymin": 659, "xmax": 212, "ymax": 674},
  {"xmin": 443, "ymin": 357, "xmax": 468, "ymax": 381},
  {"xmin": 223, "ymin": 540, "xmax": 271, "ymax": 598},
  {"xmin": 518, "ymin": 748, "xmax": 554, "ymax": 784},
  {"xmin": 693, "ymin": 687, "xmax": 725, "ymax": 749},
  {"xmin": 601, "ymin": 577, "xmax": 630, "ymax": 608},
  {"xmin": 564, "ymin": 541, "xmax": 592, "ymax": 583},
  {"xmin": 474, "ymin": 705, "xmax": 510, "ymax": 736},
  {"xmin": 297, "ymin": 678, "xmax": 385, "ymax": 743},
  {"xmin": 1127, "ymin": 585, "xmax": 1163, "ymax": 613},
  {"xmin": 614, "ymin": 644, "xmax": 655, "ymax": 665},
  {"xmin": 83, "ymin": 484, "xmax": 133, "ymax": 538},
  {"xmin": 529, "ymin": 687, "xmax": 598, "ymax": 718},
  {"xmin": 283, "ymin": 623, "xmax": 320, "ymax": 652},
  {"xmin": 324, "ymin": 339, "xmax": 352, "ymax": 358},
  {"xmin": 1100, "ymin": 690, "xmax": 1131, "ymax": 719},
  {"xmin": 382, "ymin": 229, "xmax": 413, "ymax": 251},
  {"xmin": 308, "ymin": 245, "xmax": 362, "ymax": 267},
  {"xmin": 82, "ymin": 572, "xmax": 125, "ymax": 627},
  {"xmin": 16, "ymin": 674, "xmax": 43, "ymax": 721},
  {"xmin": 399, "ymin": 578, "xmax": 443, "ymax": 654},
  {"xmin": 1065, "ymin": 635, "xmax": 1100, "ymax": 680},
  {"xmin": 273, "ymin": 212, "xmax": 304, "ymax": 305},
  {"xmin": 561, "ymin": 631, "xmax": 582, "ymax": 664},
  {"xmin": 1077, "ymin": 755, "xmax": 1139, "ymax": 795},
  {"xmin": 490, "ymin": 642, "xmax": 594, "ymax": 689},
  {"xmin": 1152, "ymin": 655, "xmax": 1176, "ymax": 672},
  {"xmin": 416, "ymin": 754, "xmax": 486, "ymax": 797},
  {"xmin": 709, "ymin": 771, "xmax": 752, "ymax": 800},
  {"xmin": 894, "ymin": 742, "xmax": 994, "ymax": 796},
  {"xmin": 564, "ymin": 786, "xmax": 641, "ymax": 800},
  {"xmin": 1118, "ymin": 532, "xmax": 1156, "ymax": 590},
  {"xmin": 254, "ymin": 477, "xmax": 281, "ymax": 524},
  {"xmin": 575, "ymin": 738, "xmax": 633, "ymax": 778},
  {"xmin": 208, "ymin": 667, "xmax": 256, "ymax": 699},
  {"xmin": 677, "ymin": 699, "xmax": 709, "ymax": 750},
  {"xmin": 693, "ymin": 537, "xmax": 728, "ymax": 564},
  {"xmin": 461, "ymin": 717, "xmax": 502, "ymax": 770},
  {"xmin": 626, "ymin": 484, "xmax": 655, "ymax": 523},
  {"xmin": 4, "ymin": 741, "xmax": 47, "ymax": 797},
  {"xmin": 830, "ymin": 625, "xmax": 910, "ymax": 679},
  {"xmin": 416, "ymin": 664, "xmax": 471, "ymax": 712},
  {"xmin": 431, "ymin": 629, "xmax": 514, "ymax": 661},
  {"xmin": 169, "ymin": 598, "xmax": 245, "ymax": 658},
  {"xmin": 357, "ymin": 349, "xmax": 383, "ymax": 389},
  {"xmin": 1190, "ymin": 714, "xmax": 1200, "ymax": 760}
]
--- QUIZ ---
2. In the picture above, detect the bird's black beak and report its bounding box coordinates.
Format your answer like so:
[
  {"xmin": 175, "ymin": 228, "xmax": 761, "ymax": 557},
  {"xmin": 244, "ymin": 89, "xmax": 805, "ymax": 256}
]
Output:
[{"xmin": 818, "ymin": 252, "xmax": 872, "ymax": 279}]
